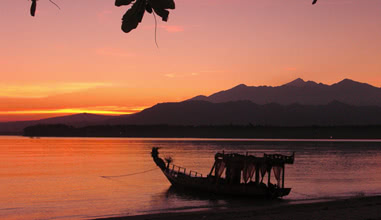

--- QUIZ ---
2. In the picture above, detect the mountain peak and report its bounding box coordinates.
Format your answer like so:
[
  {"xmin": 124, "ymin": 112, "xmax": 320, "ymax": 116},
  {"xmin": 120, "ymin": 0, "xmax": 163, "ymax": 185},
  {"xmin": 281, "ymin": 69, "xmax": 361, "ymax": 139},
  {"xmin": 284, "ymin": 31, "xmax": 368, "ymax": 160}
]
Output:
[
  {"xmin": 232, "ymin": 84, "xmax": 248, "ymax": 89},
  {"xmin": 337, "ymin": 78, "xmax": 358, "ymax": 85},
  {"xmin": 284, "ymin": 78, "xmax": 319, "ymax": 87},
  {"xmin": 285, "ymin": 78, "xmax": 305, "ymax": 87},
  {"xmin": 189, "ymin": 95, "xmax": 208, "ymax": 101},
  {"xmin": 333, "ymin": 78, "xmax": 375, "ymax": 88}
]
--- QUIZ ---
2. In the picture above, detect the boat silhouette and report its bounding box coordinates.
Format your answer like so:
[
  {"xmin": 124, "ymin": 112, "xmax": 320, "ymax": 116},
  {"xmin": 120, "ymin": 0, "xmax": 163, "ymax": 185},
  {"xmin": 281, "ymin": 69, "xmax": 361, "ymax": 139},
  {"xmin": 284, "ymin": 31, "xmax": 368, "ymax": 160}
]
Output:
[{"xmin": 151, "ymin": 147, "xmax": 294, "ymax": 198}]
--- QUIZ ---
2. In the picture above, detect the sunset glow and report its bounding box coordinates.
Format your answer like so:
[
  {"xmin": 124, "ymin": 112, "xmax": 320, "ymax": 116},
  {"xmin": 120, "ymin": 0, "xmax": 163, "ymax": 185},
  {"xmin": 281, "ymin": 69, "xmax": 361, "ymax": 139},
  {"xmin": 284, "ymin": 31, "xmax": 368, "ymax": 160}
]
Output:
[
  {"xmin": 0, "ymin": 108, "xmax": 142, "ymax": 116},
  {"xmin": 1, "ymin": 0, "xmax": 381, "ymax": 121},
  {"xmin": 0, "ymin": 82, "xmax": 113, "ymax": 98}
]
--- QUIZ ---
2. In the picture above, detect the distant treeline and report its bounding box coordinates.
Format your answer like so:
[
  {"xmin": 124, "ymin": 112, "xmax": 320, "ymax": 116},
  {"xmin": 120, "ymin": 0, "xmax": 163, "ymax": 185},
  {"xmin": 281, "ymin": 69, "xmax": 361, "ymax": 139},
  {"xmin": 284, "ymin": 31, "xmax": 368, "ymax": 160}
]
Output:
[{"xmin": 23, "ymin": 124, "xmax": 381, "ymax": 139}]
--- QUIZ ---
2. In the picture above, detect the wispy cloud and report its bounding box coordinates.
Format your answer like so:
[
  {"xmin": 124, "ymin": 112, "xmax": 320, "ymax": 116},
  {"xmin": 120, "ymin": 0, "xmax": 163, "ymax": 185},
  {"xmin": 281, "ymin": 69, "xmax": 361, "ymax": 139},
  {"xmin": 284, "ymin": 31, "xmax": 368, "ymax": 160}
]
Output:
[
  {"xmin": 160, "ymin": 25, "xmax": 184, "ymax": 33},
  {"xmin": 164, "ymin": 73, "xmax": 176, "ymax": 78},
  {"xmin": 0, "ymin": 82, "xmax": 114, "ymax": 98},
  {"xmin": 163, "ymin": 70, "xmax": 224, "ymax": 78},
  {"xmin": 142, "ymin": 24, "xmax": 185, "ymax": 33},
  {"xmin": 164, "ymin": 72, "xmax": 201, "ymax": 78}
]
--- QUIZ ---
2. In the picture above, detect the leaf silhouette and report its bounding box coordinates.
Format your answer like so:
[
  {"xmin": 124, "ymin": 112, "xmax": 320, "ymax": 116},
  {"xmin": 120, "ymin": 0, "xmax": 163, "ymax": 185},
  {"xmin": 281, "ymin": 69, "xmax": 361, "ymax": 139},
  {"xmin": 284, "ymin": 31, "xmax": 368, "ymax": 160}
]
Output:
[
  {"xmin": 119, "ymin": 0, "xmax": 175, "ymax": 33},
  {"xmin": 30, "ymin": 0, "xmax": 37, "ymax": 17},
  {"xmin": 115, "ymin": 0, "xmax": 135, "ymax": 7},
  {"xmin": 121, "ymin": 0, "xmax": 146, "ymax": 33},
  {"xmin": 146, "ymin": 4, "xmax": 153, "ymax": 14},
  {"xmin": 152, "ymin": 8, "xmax": 169, "ymax": 21},
  {"xmin": 148, "ymin": 0, "xmax": 175, "ymax": 10},
  {"xmin": 148, "ymin": 0, "xmax": 175, "ymax": 21}
]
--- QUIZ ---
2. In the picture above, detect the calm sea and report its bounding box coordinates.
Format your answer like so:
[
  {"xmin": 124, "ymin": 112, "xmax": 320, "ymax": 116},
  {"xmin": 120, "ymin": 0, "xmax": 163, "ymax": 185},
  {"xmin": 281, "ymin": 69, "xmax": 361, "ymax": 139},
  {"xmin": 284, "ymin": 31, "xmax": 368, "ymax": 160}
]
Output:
[{"xmin": 1, "ymin": 136, "xmax": 381, "ymax": 219}]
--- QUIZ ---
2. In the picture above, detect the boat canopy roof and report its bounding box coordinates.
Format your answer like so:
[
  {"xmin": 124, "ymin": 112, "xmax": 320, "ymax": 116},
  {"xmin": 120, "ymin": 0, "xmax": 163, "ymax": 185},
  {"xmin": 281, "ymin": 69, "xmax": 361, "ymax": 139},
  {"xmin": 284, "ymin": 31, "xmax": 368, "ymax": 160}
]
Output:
[{"xmin": 215, "ymin": 152, "xmax": 294, "ymax": 167}]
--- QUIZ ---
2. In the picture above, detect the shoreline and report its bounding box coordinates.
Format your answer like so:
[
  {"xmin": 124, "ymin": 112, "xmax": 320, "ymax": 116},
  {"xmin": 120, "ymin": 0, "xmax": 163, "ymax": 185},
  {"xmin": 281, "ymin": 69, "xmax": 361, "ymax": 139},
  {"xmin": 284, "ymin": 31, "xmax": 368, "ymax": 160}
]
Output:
[
  {"xmin": 22, "ymin": 124, "xmax": 381, "ymax": 140},
  {"xmin": 1, "ymin": 135, "xmax": 381, "ymax": 142},
  {"xmin": 95, "ymin": 196, "xmax": 381, "ymax": 220}
]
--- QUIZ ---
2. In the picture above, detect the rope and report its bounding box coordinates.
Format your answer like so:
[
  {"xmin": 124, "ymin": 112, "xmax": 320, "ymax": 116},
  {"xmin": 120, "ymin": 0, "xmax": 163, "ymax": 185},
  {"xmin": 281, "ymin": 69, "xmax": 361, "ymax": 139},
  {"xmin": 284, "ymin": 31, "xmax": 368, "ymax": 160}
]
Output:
[
  {"xmin": 49, "ymin": 0, "xmax": 61, "ymax": 10},
  {"xmin": 153, "ymin": 12, "xmax": 159, "ymax": 48},
  {"xmin": 100, "ymin": 167, "xmax": 158, "ymax": 179}
]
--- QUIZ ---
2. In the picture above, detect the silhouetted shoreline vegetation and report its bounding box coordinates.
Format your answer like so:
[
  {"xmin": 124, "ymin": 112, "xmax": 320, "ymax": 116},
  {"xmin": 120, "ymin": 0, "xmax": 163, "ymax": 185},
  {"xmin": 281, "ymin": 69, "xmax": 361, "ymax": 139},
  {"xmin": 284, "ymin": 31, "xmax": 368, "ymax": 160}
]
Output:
[{"xmin": 22, "ymin": 124, "xmax": 381, "ymax": 139}]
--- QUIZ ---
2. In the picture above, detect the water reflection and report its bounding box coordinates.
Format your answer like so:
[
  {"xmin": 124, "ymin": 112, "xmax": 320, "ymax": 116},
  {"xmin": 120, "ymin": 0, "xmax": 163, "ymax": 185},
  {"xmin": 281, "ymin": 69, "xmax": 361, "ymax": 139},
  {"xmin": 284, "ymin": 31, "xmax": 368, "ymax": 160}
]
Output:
[
  {"xmin": 0, "ymin": 137, "xmax": 380, "ymax": 220},
  {"xmin": 149, "ymin": 186, "xmax": 288, "ymax": 213}
]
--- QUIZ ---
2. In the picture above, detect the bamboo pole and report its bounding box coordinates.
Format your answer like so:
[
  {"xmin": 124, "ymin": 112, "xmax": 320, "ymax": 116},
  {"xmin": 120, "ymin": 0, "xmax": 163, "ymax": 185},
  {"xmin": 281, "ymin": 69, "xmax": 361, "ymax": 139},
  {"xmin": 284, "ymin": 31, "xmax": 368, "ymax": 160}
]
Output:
[
  {"xmin": 282, "ymin": 165, "xmax": 285, "ymax": 188},
  {"xmin": 209, "ymin": 162, "xmax": 216, "ymax": 176},
  {"xmin": 255, "ymin": 165, "xmax": 260, "ymax": 184}
]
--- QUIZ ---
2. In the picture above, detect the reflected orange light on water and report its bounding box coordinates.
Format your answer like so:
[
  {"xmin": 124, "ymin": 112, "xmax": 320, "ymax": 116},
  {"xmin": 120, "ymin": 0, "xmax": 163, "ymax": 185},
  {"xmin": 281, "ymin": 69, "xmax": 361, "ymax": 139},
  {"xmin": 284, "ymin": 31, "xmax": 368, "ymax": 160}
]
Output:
[
  {"xmin": 1, "ymin": 137, "xmax": 381, "ymax": 219},
  {"xmin": 0, "ymin": 137, "xmax": 153, "ymax": 219}
]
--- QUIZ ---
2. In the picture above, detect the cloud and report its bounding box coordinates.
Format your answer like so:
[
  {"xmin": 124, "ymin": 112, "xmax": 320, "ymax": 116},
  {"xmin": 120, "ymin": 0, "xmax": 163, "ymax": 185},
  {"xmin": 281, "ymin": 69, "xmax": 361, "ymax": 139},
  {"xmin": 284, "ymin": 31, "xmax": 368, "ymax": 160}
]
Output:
[
  {"xmin": 164, "ymin": 73, "xmax": 176, "ymax": 78},
  {"xmin": 164, "ymin": 72, "xmax": 201, "ymax": 78},
  {"xmin": 160, "ymin": 25, "xmax": 184, "ymax": 33},
  {"xmin": 0, "ymin": 82, "xmax": 114, "ymax": 98},
  {"xmin": 142, "ymin": 24, "xmax": 185, "ymax": 33}
]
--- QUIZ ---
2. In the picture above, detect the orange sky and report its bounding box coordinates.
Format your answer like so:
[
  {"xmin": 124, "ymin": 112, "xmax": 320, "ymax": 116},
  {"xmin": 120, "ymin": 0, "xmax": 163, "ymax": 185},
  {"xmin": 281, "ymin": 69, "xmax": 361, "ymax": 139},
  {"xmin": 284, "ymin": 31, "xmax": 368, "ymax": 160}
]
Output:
[{"xmin": 1, "ymin": 0, "xmax": 381, "ymax": 121}]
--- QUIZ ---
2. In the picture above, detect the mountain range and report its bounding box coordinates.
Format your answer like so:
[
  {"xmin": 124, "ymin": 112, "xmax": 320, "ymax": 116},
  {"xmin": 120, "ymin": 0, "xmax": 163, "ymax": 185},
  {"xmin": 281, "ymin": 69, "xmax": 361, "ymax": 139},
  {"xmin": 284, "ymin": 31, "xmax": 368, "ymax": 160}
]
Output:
[
  {"xmin": 190, "ymin": 78, "xmax": 381, "ymax": 106},
  {"xmin": 0, "ymin": 113, "xmax": 113, "ymax": 134},
  {"xmin": 106, "ymin": 100, "xmax": 381, "ymax": 126},
  {"xmin": 1, "ymin": 78, "xmax": 380, "ymax": 134}
]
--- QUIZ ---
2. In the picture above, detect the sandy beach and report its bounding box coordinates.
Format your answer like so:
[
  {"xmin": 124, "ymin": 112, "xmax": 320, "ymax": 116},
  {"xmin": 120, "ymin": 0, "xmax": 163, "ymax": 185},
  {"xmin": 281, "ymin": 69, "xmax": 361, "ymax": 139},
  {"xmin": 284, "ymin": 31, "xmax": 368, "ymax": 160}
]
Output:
[{"xmin": 97, "ymin": 196, "xmax": 381, "ymax": 220}]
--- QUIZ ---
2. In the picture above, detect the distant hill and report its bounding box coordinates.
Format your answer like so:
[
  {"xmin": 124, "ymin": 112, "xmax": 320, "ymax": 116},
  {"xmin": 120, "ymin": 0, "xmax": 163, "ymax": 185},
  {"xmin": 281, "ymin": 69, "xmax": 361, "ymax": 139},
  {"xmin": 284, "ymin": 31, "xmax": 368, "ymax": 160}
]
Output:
[
  {"xmin": 190, "ymin": 79, "xmax": 381, "ymax": 106},
  {"xmin": 2, "ymin": 78, "xmax": 381, "ymax": 134},
  {"xmin": 0, "ymin": 113, "xmax": 116, "ymax": 134},
  {"xmin": 106, "ymin": 100, "xmax": 381, "ymax": 126},
  {"xmin": 3, "ymin": 101, "xmax": 381, "ymax": 135}
]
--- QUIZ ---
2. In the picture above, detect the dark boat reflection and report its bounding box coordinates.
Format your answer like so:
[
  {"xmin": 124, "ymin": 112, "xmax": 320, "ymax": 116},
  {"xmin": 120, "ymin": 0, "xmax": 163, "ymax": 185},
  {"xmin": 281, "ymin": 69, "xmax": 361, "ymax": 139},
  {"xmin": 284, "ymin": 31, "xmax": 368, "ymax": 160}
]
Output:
[{"xmin": 162, "ymin": 185, "xmax": 288, "ymax": 210}]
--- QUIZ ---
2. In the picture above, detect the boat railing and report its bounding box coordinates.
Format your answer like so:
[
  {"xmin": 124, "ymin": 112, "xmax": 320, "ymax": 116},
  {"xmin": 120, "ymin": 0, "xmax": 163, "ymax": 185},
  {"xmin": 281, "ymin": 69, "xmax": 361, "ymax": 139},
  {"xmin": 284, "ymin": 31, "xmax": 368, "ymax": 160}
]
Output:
[
  {"xmin": 264, "ymin": 153, "xmax": 294, "ymax": 164},
  {"xmin": 189, "ymin": 170, "xmax": 203, "ymax": 178},
  {"xmin": 168, "ymin": 163, "xmax": 203, "ymax": 178}
]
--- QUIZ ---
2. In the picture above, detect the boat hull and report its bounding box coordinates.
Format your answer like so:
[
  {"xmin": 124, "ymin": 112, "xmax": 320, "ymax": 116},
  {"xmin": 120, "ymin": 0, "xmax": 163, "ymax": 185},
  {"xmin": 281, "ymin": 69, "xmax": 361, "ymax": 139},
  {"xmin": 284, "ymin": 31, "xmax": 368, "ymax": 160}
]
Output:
[{"xmin": 162, "ymin": 169, "xmax": 291, "ymax": 198}]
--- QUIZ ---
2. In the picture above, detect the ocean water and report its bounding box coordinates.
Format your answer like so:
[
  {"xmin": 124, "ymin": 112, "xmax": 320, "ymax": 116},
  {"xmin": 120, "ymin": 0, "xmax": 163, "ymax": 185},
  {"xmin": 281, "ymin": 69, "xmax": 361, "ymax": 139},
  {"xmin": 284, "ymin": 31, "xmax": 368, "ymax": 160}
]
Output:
[{"xmin": 1, "ymin": 136, "xmax": 381, "ymax": 219}]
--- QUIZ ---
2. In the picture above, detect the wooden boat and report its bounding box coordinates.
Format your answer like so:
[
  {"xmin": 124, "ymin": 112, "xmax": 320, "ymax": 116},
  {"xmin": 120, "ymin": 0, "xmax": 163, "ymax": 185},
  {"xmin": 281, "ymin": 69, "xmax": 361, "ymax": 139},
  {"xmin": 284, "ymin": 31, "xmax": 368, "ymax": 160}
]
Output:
[{"xmin": 151, "ymin": 147, "xmax": 295, "ymax": 198}]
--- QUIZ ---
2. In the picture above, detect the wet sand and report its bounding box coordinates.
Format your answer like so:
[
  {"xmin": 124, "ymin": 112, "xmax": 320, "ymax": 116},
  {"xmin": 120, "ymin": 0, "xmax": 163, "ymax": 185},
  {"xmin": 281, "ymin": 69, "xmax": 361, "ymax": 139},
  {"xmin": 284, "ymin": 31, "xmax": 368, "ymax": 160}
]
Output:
[{"xmin": 96, "ymin": 196, "xmax": 381, "ymax": 220}]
